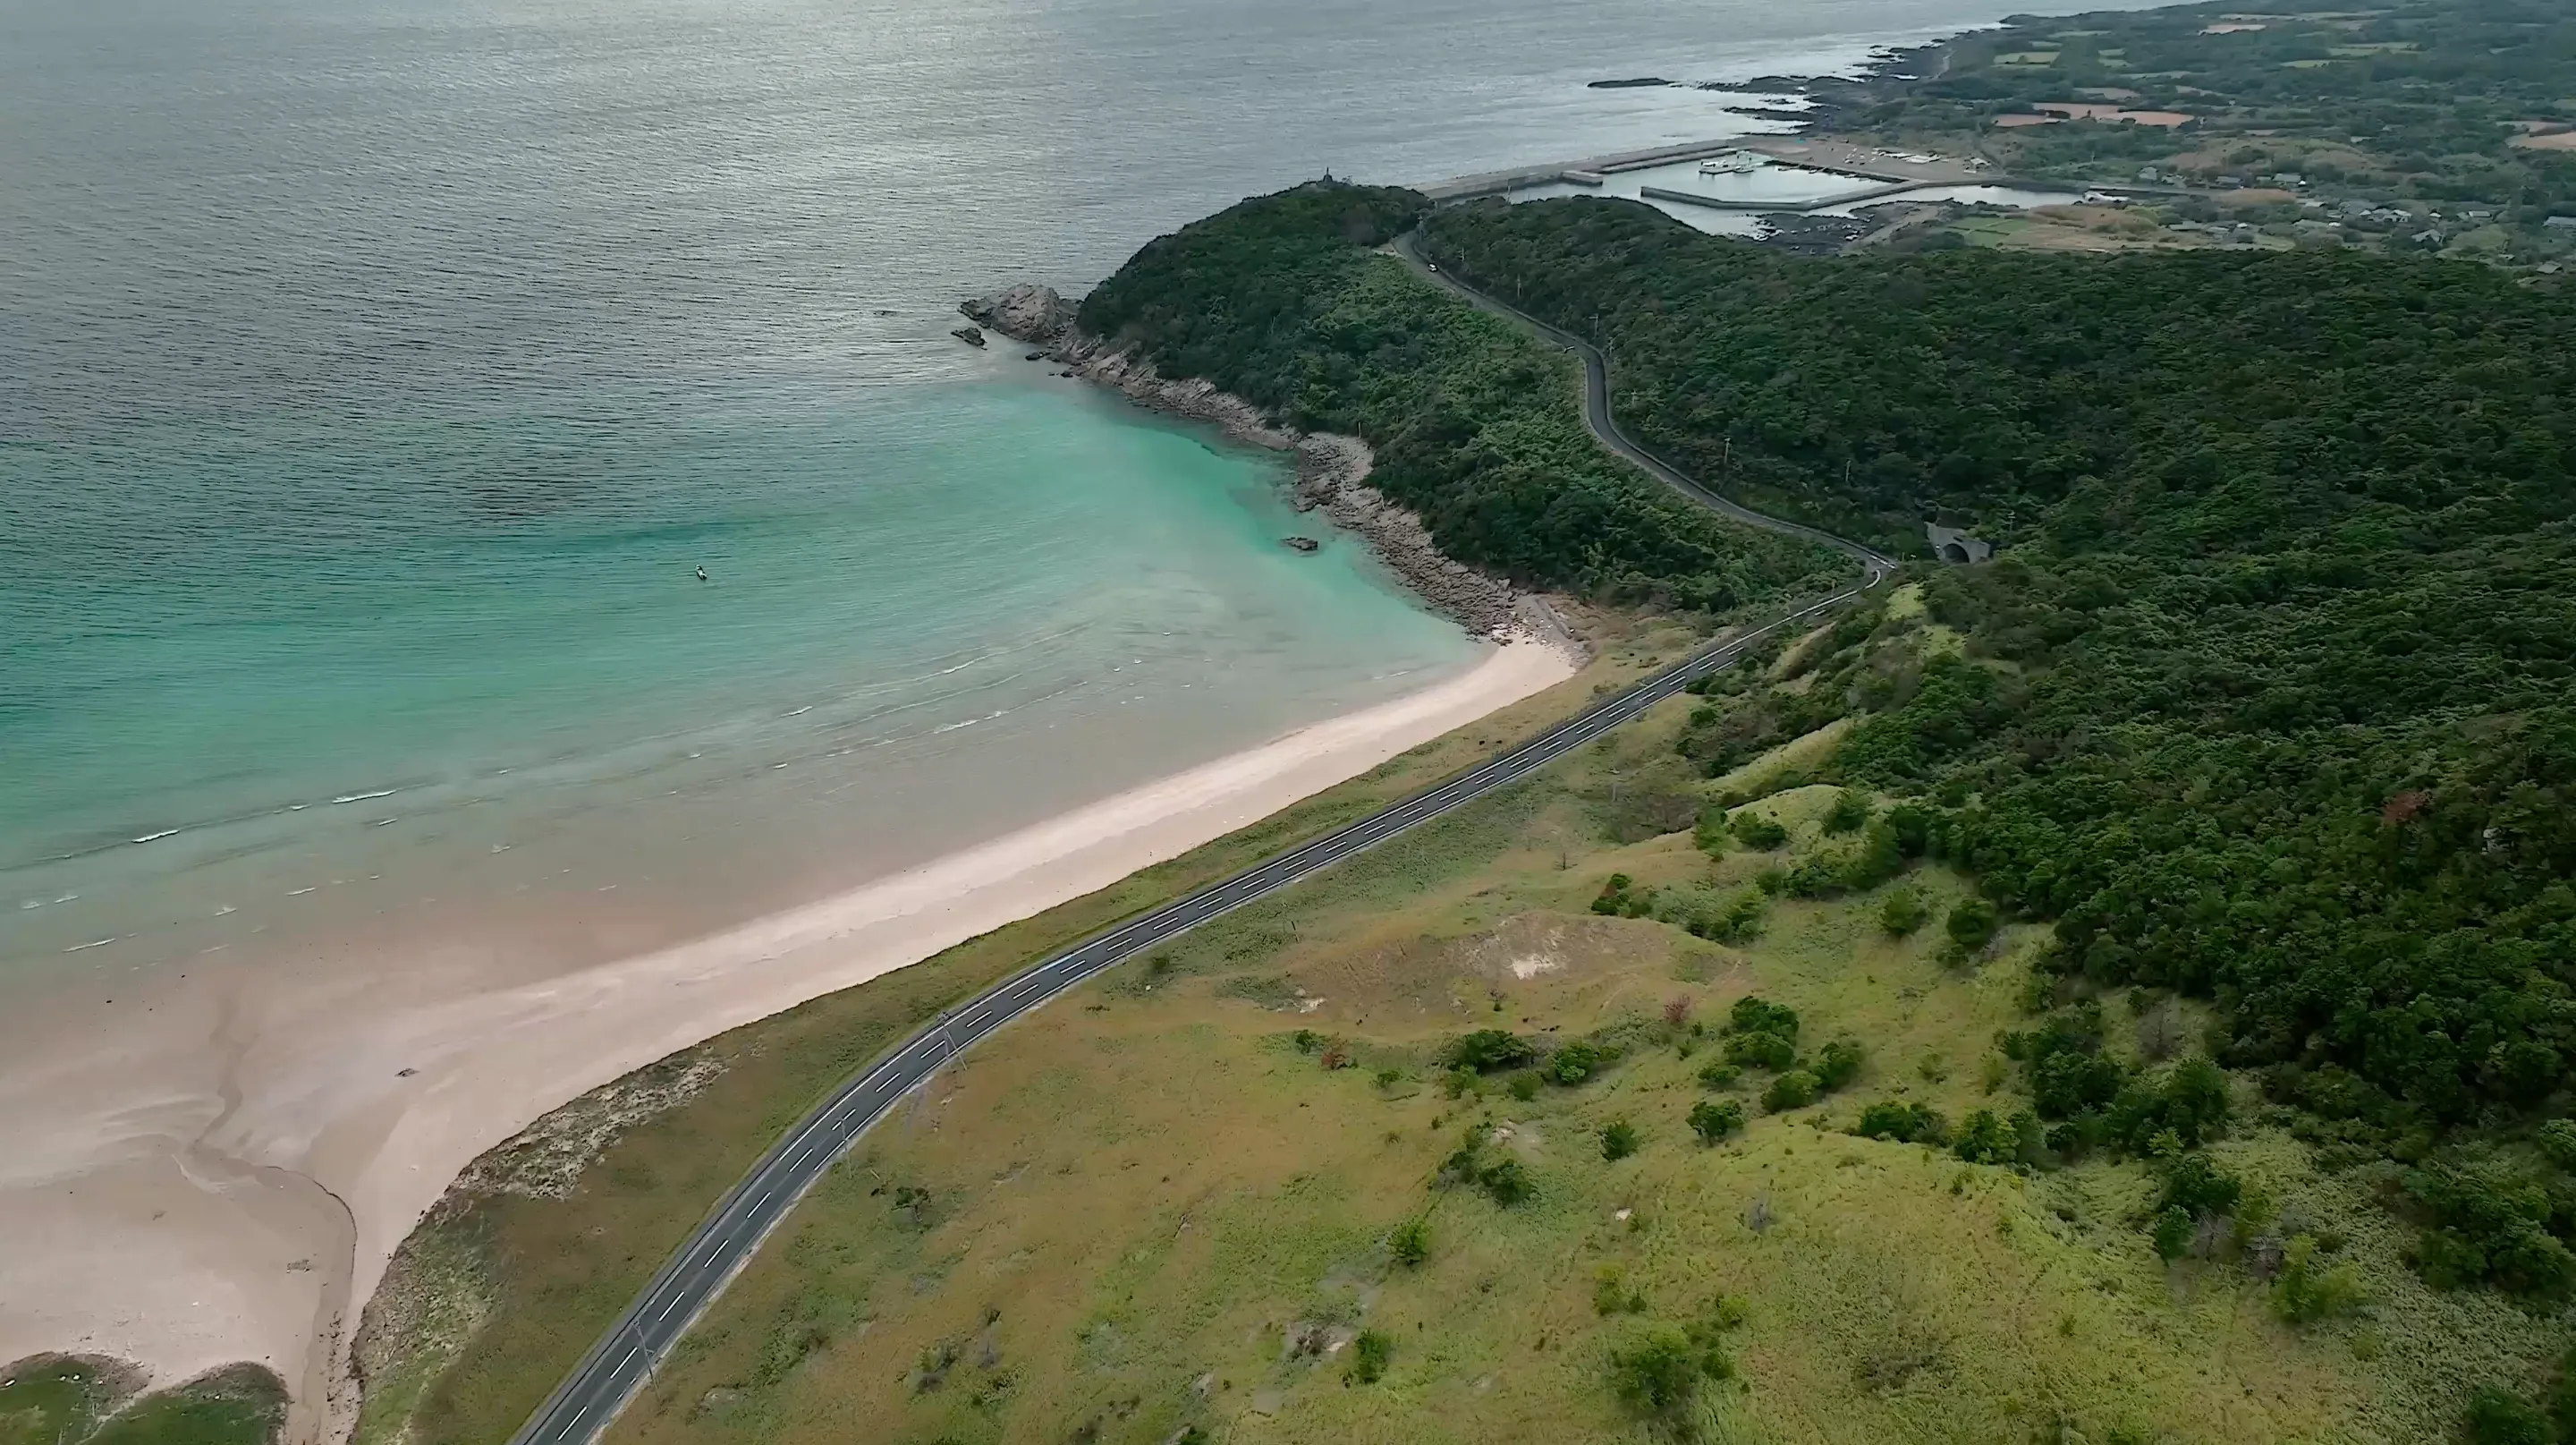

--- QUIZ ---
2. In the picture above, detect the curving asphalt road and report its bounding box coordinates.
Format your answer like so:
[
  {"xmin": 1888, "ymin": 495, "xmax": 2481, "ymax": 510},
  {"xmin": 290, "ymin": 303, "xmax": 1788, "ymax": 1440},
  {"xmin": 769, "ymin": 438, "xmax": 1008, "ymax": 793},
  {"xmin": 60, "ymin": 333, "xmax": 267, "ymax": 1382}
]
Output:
[{"xmin": 507, "ymin": 237, "xmax": 1894, "ymax": 1445}]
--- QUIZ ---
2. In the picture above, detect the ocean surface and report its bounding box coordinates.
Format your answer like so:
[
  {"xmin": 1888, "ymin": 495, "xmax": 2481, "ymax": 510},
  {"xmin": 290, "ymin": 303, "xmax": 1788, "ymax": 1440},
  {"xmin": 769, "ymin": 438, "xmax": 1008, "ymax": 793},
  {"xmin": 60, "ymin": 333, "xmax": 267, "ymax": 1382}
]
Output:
[{"xmin": 0, "ymin": 0, "xmax": 2147, "ymax": 986}]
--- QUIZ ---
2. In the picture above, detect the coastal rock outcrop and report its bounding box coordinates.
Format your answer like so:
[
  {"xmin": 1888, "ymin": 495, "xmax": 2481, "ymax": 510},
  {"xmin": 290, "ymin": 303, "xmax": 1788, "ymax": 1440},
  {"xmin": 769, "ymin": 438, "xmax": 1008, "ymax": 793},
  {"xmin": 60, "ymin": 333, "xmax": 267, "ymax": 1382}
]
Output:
[
  {"xmin": 961, "ymin": 284, "xmax": 1076, "ymax": 344},
  {"xmin": 995, "ymin": 315, "xmax": 1577, "ymax": 655}
]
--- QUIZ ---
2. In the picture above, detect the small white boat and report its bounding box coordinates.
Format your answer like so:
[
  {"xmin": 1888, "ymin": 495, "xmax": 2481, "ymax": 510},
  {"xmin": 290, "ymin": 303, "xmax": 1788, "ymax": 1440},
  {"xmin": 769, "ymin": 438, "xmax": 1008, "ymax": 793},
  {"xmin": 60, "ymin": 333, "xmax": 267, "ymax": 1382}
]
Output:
[{"xmin": 1698, "ymin": 151, "xmax": 1760, "ymax": 175}]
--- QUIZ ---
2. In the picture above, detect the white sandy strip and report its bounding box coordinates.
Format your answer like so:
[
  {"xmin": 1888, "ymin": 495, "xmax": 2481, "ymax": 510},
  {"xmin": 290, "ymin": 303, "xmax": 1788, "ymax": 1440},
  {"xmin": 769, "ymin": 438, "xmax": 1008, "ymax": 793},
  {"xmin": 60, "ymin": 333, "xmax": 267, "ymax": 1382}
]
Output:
[{"xmin": 0, "ymin": 637, "xmax": 1575, "ymax": 1441}]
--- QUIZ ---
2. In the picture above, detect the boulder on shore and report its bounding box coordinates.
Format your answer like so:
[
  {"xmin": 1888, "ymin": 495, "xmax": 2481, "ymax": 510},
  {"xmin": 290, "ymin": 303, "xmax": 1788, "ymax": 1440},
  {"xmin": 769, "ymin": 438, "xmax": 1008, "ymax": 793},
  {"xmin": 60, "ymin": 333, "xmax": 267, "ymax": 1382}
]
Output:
[
  {"xmin": 951, "ymin": 325, "xmax": 986, "ymax": 347},
  {"xmin": 962, "ymin": 284, "xmax": 1076, "ymax": 344},
  {"xmin": 1282, "ymin": 536, "xmax": 1320, "ymax": 553}
]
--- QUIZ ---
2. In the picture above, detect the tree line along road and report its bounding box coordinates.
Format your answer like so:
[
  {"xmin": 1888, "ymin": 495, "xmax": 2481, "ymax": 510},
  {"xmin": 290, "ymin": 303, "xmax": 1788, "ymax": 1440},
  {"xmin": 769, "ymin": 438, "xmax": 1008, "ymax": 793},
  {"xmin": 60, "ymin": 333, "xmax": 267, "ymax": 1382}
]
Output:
[{"xmin": 506, "ymin": 236, "xmax": 1896, "ymax": 1445}]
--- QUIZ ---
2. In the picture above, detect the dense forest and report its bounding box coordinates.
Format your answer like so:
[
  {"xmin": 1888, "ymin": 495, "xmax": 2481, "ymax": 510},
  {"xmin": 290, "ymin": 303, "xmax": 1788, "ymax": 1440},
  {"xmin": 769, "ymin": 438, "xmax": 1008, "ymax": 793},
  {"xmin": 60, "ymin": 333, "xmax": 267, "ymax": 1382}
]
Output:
[
  {"xmin": 1419, "ymin": 196, "xmax": 2576, "ymax": 1379},
  {"xmin": 1076, "ymin": 184, "xmax": 1842, "ymax": 613}
]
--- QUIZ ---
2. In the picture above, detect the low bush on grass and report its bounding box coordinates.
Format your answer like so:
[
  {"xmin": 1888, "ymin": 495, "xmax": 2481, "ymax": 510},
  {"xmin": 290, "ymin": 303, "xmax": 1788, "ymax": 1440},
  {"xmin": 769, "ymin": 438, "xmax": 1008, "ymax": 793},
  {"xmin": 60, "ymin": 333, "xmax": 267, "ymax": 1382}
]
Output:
[
  {"xmin": 1389, "ymin": 1218, "xmax": 1430, "ymax": 1267},
  {"xmin": 1600, "ymin": 1119, "xmax": 1642, "ymax": 1160},
  {"xmin": 1854, "ymin": 1101, "xmax": 1948, "ymax": 1144},
  {"xmin": 1729, "ymin": 812, "xmax": 1789, "ymax": 850},
  {"xmin": 1811, "ymin": 1037, "xmax": 1865, "ymax": 1092},
  {"xmin": 1724, "ymin": 1030, "xmax": 1796, "ymax": 1071},
  {"xmin": 1953, "ymin": 1109, "xmax": 2020, "ymax": 1165},
  {"xmin": 1690, "ymin": 1099, "xmax": 1747, "ymax": 1143},
  {"xmin": 1350, "ymin": 1329, "xmax": 1393, "ymax": 1384},
  {"xmin": 2270, "ymin": 1235, "xmax": 2365, "ymax": 1324},
  {"xmin": 1878, "ymin": 888, "xmax": 1928, "ymax": 936},
  {"xmin": 1763, "ymin": 1069, "xmax": 1819, "ymax": 1112},
  {"xmin": 1444, "ymin": 1029, "xmax": 1535, "ymax": 1073}
]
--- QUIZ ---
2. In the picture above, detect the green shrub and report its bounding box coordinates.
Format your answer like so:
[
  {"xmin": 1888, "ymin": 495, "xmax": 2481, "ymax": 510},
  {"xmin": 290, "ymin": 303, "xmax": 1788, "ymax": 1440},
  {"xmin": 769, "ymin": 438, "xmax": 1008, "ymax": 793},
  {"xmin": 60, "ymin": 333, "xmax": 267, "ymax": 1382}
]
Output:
[
  {"xmin": 2106, "ymin": 1056, "xmax": 2232, "ymax": 1152},
  {"xmin": 2152, "ymin": 1205, "xmax": 2197, "ymax": 1261},
  {"xmin": 2157, "ymin": 1152, "xmax": 2243, "ymax": 1219},
  {"xmin": 1444, "ymin": 1029, "xmax": 1536, "ymax": 1073},
  {"xmin": 1945, "ymin": 897, "xmax": 2000, "ymax": 953},
  {"xmin": 1607, "ymin": 1327, "xmax": 1729, "ymax": 1418},
  {"xmin": 1697, "ymin": 1060, "xmax": 1742, "ymax": 1091},
  {"xmin": 1763, "ymin": 1069, "xmax": 1819, "ymax": 1112},
  {"xmin": 1824, "ymin": 789, "xmax": 1873, "ymax": 833},
  {"xmin": 1600, "ymin": 1119, "xmax": 1642, "ymax": 1160},
  {"xmin": 1693, "ymin": 805, "xmax": 1732, "ymax": 856},
  {"xmin": 1389, "ymin": 1218, "xmax": 1430, "ymax": 1267},
  {"xmin": 2270, "ymin": 1236, "xmax": 2364, "ymax": 1323},
  {"xmin": 1442, "ymin": 1065, "xmax": 1480, "ymax": 1100},
  {"xmin": 1854, "ymin": 1100, "xmax": 1948, "ymax": 1144},
  {"xmin": 1729, "ymin": 997, "xmax": 1800, "ymax": 1040},
  {"xmin": 1506, "ymin": 1072, "xmax": 1542, "ymax": 1102},
  {"xmin": 1723, "ymin": 1030, "xmax": 1796, "ymax": 1071},
  {"xmin": 2465, "ymin": 1388, "xmax": 2554, "ymax": 1445},
  {"xmin": 1550, "ymin": 1040, "xmax": 1611, "ymax": 1084},
  {"xmin": 1591, "ymin": 873, "xmax": 1639, "ymax": 916},
  {"xmin": 1350, "ymin": 1329, "xmax": 1393, "ymax": 1384},
  {"xmin": 1953, "ymin": 1109, "xmax": 2020, "ymax": 1165},
  {"xmin": 1730, "ymin": 812, "xmax": 1789, "ymax": 850},
  {"xmin": 1690, "ymin": 1099, "xmax": 1747, "ymax": 1143},
  {"xmin": 1811, "ymin": 1037, "xmax": 1865, "ymax": 1092},
  {"xmin": 1877, "ymin": 888, "xmax": 1929, "ymax": 936},
  {"xmin": 1840, "ymin": 820, "xmax": 1906, "ymax": 891},
  {"xmin": 1480, "ymin": 1158, "xmax": 1535, "ymax": 1206},
  {"xmin": 1690, "ymin": 889, "xmax": 1767, "ymax": 944}
]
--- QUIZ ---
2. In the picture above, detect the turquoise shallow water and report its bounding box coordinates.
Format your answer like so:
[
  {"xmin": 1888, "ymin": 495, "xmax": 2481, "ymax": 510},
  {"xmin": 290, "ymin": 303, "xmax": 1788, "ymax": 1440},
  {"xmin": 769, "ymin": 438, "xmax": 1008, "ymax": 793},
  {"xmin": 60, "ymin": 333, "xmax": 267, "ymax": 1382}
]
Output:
[{"xmin": 0, "ymin": 0, "xmax": 2162, "ymax": 978}]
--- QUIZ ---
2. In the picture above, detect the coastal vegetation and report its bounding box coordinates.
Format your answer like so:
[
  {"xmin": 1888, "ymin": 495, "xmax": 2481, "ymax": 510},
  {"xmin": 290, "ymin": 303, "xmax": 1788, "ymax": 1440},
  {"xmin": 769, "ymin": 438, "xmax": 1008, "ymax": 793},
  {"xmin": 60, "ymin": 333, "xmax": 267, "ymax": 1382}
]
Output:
[
  {"xmin": 1078, "ymin": 183, "xmax": 1843, "ymax": 614},
  {"xmin": 1415, "ymin": 193, "xmax": 2576, "ymax": 1425}
]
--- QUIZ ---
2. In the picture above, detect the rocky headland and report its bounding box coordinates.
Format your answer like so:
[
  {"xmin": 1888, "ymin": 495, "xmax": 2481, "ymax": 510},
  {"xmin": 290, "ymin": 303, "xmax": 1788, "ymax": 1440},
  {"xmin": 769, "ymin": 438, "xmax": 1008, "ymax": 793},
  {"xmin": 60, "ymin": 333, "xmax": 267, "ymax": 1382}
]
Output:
[{"xmin": 960, "ymin": 286, "xmax": 1580, "ymax": 658}]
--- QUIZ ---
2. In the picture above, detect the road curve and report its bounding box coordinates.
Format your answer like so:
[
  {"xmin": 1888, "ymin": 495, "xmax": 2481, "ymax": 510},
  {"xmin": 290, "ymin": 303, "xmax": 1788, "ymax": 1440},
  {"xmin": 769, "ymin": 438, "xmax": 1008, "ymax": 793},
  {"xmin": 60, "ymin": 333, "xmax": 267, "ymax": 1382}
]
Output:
[{"xmin": 508, "ymin": 241, "xmax": 1894, "ymax": 1445}]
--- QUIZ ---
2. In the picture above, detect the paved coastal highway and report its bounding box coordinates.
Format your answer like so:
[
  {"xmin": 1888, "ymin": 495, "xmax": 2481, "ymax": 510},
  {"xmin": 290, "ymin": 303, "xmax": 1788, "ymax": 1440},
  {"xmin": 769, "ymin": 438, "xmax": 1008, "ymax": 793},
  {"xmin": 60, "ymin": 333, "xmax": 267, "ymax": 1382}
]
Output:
[{"xmin": 511, "ymin": 241, "xmax": 1894, "ymax": 1445}]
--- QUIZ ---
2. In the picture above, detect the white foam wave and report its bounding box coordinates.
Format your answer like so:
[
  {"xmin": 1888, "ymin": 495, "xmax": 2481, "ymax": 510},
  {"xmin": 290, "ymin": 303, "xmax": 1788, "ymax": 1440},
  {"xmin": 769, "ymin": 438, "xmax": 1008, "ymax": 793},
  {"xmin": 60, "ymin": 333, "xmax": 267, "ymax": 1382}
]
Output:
[{"xmin": 332, "ymin": 789, "xmax": 399, "ymax": 804}]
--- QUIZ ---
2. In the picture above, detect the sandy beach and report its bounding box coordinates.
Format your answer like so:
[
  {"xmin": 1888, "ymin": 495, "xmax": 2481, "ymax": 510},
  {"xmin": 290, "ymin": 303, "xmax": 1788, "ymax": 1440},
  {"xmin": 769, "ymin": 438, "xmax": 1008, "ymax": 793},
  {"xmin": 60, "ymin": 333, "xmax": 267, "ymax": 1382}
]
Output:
[{"xmin": 0, "ymin": 634, "xmax": 1576, "ymax": 1441}]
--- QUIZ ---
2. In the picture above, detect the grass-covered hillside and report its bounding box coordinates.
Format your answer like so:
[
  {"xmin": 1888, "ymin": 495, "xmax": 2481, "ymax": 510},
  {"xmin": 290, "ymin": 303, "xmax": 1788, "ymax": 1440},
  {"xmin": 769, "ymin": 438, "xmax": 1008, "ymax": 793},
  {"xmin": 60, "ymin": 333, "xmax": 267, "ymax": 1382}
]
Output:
[
  {"xmin": 597, "ymin": 599, "xmax": 2558, "ymax": 1445},
  {"xmin": 1422, "ymin": 197, "xmax": 2576, "ymax": 1434},
  {"xmin": 1077, "ymin": 183, "xmax": 1843, "ymax": 614}
]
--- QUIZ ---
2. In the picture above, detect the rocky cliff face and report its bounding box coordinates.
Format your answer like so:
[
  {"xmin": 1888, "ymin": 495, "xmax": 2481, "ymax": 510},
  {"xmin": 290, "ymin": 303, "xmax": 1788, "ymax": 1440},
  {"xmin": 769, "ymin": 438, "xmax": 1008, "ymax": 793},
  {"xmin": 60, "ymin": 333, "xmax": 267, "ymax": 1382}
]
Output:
[
  {"xmin": 955, "ymin": 287, "xmax": 1580, "ymax": 657},
  {"xmin": 959, "ymin": 284, "xmax": 1075, "ymax": 344}
]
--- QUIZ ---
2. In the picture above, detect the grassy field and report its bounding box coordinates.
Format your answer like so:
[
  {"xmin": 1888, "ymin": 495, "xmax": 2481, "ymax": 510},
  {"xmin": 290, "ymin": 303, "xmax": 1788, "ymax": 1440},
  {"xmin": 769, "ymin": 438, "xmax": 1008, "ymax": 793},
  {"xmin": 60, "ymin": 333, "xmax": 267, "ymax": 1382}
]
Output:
[
  {"xmin": 0, "ymin": 1357, "xmax": 285, "ymax": 1445},
  {"xmin": 575, "ymin": 602, "xmax": 2557, "ymax": 1445},
  {"xmin": 349, "ymin": 606, "xmax": 1720, "ymax": 1445}
]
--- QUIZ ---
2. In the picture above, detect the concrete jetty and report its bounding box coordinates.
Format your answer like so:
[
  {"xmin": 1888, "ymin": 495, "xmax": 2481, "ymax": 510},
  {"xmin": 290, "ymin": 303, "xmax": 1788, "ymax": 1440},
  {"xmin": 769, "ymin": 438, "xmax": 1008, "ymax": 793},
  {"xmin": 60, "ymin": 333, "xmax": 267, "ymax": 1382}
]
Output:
[{"xmin": 1418, "ymin": 137, "xmax": 1760, "ymax": 202}]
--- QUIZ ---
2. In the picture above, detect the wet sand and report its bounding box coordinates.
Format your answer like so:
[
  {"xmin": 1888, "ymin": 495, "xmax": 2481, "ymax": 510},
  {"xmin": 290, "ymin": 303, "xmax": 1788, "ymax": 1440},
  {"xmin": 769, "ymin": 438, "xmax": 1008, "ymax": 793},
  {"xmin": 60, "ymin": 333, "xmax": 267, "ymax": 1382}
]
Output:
[{"xmin": 0, "ymin": 635, "xmax": 1576, "ymax": 1441}]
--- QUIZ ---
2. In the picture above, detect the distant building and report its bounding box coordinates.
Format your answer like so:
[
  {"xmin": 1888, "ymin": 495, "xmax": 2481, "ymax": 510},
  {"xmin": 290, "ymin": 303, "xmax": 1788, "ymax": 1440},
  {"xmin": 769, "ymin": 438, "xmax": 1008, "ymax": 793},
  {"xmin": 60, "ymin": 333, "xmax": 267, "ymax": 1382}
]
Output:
[
  {"xmin": 2546, "ymin": 215, "xmax": 2576, "ymax": 232},
  {"xmin": 1926, "ymin": 523, "xmax": 1993, "ymax": 565},
  {"xmin": 2137, "ymin": 165, "xmax": 2161, "ymax": 182}
]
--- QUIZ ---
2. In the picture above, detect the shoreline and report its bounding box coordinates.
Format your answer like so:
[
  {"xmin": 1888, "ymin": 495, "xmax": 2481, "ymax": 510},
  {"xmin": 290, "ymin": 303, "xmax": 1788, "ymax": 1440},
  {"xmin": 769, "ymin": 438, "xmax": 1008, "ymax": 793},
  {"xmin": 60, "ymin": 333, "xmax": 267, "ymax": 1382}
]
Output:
[
  {"xmin": 0, "ymin": 632, "xmax": 1577, "ymax": 1442},
  {"xmin": 963, "ymin": 285, "xmax": 1583, "ymax": 655}
]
